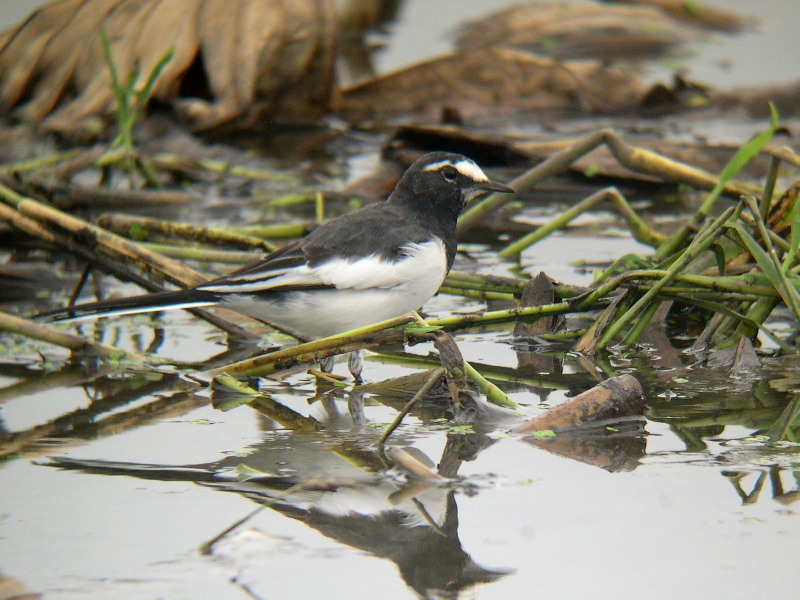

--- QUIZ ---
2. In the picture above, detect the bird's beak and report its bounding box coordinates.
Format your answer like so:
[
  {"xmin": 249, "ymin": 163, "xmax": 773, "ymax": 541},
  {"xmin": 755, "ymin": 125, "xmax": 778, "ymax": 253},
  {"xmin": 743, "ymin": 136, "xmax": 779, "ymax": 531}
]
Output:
[
  {"xmin": 464, "ymin": 179, "xmax": 515, "ymax": 205},
  {"xmin": 480, "ymin": 179, "xmax": 515, "ymax": 195}
]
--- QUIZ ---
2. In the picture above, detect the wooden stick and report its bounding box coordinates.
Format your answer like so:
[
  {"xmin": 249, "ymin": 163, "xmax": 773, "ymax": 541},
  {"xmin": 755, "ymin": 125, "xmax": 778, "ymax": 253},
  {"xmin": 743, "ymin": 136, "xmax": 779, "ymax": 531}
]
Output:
[{"xmin": 510, "ymin": 374, "xmax": 645, "ymax": 434}]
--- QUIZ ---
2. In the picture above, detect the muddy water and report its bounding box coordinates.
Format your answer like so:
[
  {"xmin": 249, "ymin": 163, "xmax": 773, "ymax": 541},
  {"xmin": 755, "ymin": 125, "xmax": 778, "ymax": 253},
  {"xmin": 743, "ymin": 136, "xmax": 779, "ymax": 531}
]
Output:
[{"xmin": 2, "ymin": 1, "xmax": 800, "ymax": 599}]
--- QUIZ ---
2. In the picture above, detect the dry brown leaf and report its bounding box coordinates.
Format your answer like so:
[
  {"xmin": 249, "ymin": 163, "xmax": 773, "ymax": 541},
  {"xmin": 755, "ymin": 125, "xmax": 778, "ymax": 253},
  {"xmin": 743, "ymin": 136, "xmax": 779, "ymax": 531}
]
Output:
[
  {"xmin": 337, "ymin": 0, "xmax": 403, "ymax": 38},
  {"xmin": 0, "ymin": 0, "xmax": 337, "ymax": 133},
  {"xmin": 607, "ymin": 0, "xmax": 755, "ymax": 32},
  {"xmin": 340, "ymin": 47, "xmax": 646, "ymax": 124},
  {"xmin": 456, "ymin": 2, "xmax": 693, "ymax": 59}
]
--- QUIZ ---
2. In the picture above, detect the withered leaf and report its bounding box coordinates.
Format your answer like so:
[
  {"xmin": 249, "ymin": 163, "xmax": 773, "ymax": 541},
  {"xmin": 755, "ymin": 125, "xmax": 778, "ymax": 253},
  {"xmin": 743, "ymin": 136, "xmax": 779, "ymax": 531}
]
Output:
[
  {"xmin": 456, "ymin": 2, "xmax": 693, "ymax": 59},
  {"xmin": 607, "ymin": 0, "xmax": 754, "ymax": 32},
  {"xmin": 340, "ymin": 47, "xmax": 646, "ymax": 124},
  {"xmin": 0, "ymin": 0, "xmax": 337, "ymax": 133}
]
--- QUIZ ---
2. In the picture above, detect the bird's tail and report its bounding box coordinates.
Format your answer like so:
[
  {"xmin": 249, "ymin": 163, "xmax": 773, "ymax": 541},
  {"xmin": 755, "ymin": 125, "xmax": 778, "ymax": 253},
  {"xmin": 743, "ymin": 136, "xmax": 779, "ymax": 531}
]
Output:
[{"xmin": 37, "ymin": 288, "xmax": 219, "ymax": 323}]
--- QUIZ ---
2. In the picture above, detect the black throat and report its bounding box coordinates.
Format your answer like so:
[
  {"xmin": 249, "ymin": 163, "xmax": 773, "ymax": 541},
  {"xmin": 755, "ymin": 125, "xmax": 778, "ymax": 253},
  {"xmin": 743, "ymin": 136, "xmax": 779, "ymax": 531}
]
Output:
[{"xmin": 388, "ymin": 179, "xmax": 461, "ymax": 269}]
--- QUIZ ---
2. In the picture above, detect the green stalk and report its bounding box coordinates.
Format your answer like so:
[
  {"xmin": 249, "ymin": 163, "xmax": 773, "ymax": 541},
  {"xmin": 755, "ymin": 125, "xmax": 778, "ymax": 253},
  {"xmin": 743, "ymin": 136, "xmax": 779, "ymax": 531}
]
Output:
[
  {"xmin": 425, "ymin": 301, "xmax": 573, "ymax": 329},
  {"xmin": 730, "ymin": 296, "xmax": 781, "ymax": 343},
  {"xmin": 499, "ymin": 186, "xmax": 665, "ymax": 258},
  {"xmin": 583, "ymin": 270, "xmax": 776, "ymax": 309},
  {"xmin": 235, "ymin": 222, "xmax": 314, "ymax": 240},
  {"xmin": 595, "ymin": 204, "xmax": 742, "ymax": 349},
  {"xmin": 151, "ymin": 153, "xmax": 282, "ymax": 181},
  {"xmin": 620, "ymin": 299, "xmax": 663, "ymax": 346},
  {"xmin": 464, "ymin": 363, "xmax": 519, "ymax": 409},
  {"xmin": 760, "ymin": 155, "xmax": 781, "ymax": 220},
  {"xmin": 437, "ymin": 286, "xmax": 517, "ymax": 301},
  {"xmin": 739, "ymin": 196, "xmax": 800, "ymax": 318},
  {"xmin": 445, "ymin": 270, "xmax": 527, "ymax": 295},
  {"xmin": 140, "ymin": 242, "xmax": 260, "ymax": 264},
  {"xmin": 0, "ymin": 150, "xmax": 80, "ymax": 175}
]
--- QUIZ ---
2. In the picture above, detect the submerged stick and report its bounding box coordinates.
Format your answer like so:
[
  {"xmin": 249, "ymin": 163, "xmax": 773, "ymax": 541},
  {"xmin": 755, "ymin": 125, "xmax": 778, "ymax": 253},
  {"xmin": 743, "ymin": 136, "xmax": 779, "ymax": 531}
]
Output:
[
  {"xmin": 0, "ymin": 310, "xmax": 137, "ymax": 362},
  {"xmin": 376, "ymin": 367, "xmax": 444, "ymax": 445}
]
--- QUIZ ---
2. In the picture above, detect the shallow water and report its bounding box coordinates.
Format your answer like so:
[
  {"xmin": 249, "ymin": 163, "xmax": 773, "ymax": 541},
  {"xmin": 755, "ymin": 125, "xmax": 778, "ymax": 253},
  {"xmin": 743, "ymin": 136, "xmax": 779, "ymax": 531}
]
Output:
[
  {"xmin": 3, "ymin": 240, "xmax": 799, "ymax": 599},
  {"xmin": 2, "ymin": 1, "xmax": 800, "ymax": 599}
]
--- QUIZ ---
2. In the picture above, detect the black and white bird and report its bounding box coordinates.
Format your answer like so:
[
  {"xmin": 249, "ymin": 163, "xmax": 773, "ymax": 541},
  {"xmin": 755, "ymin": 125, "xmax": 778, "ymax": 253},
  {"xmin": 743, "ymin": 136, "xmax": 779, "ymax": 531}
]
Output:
[{"xmin": 41, "ymin": 152, "xmax": 514, "ymax": 376}]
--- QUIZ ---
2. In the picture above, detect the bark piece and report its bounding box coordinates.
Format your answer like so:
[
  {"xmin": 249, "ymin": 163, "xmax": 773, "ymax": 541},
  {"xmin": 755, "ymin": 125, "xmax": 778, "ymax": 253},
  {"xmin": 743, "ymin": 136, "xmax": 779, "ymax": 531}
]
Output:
[{"xmin": 510, "ymin": 374, "xmax": 646, "ymax": 434}]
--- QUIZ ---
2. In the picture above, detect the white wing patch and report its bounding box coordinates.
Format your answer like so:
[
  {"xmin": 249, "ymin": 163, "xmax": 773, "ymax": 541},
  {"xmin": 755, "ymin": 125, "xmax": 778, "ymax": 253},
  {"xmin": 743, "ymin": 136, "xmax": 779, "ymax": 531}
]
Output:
[
  {"xmin": 315, "ymin": 239, "xmax": 446, "ymax": 290},
  {"xmin": 423, "ymin": 158, "xmax": 489, "ymax": 182},
  {"xmin": 200, "ymin": 239, "xmax": 447, "ymax": 294}
]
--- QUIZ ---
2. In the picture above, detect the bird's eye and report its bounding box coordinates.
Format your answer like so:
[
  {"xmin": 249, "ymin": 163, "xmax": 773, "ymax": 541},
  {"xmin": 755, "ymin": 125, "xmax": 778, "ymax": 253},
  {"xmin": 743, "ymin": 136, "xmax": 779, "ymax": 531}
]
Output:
[{"xmin": 441, "ymin": 166, "xmax": 458, "ymax": 182}]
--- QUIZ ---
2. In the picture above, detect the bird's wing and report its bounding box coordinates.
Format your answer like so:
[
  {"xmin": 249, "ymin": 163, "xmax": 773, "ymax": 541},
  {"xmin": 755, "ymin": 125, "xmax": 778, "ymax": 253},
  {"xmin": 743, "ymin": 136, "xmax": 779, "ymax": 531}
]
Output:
[
  {"xmin": 199, "ymin": 205, "xmax": 439, "ymax": 294},
  {"xmin": 197, "ymin": 243, "xmax": 329, "ymax": 293}
]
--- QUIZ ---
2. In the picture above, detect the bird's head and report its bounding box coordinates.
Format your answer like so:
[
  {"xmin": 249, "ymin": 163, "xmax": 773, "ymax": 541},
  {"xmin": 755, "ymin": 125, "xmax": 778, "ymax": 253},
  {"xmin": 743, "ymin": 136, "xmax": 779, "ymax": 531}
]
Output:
[{"xmin": 390, "ymin": 152, "xmax": 514, "ymax": 219}]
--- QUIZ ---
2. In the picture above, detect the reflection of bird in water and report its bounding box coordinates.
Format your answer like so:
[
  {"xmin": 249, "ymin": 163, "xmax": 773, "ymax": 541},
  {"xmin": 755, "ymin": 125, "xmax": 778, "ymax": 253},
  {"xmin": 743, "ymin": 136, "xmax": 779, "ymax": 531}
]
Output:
[
  {"xmin": 255, "ymin": 488, "xmax": 511, "ymax": 600},
  {"xmin": 45, "ymin": 427, "xmax": 512, "ymax": 599}
]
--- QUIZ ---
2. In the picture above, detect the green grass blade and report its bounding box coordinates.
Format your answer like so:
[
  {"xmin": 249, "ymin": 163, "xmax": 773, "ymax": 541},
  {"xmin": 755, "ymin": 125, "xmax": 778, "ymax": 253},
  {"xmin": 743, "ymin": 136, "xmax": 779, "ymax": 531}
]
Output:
[
  {"xmin": 133, "ymin": 46, "xmax": 174, "ymax": 119},
  {"xmin": 733, "ymin": 222, "xmax": 800, "ymax": 318},
  {"xmin": 785, "ymin": 191, "xmax": 800, "ymax": 271},
  {"xmin": 733, "ymin": 222, "xmax": 782, "ymax": 283},
  {"xmin": 698, "ymin": 103, "xmax": 780, "ymax": 215},
  {"xmin": 710, "ymin": 243, "xmax": 727, "ymax": 276},
  {"xmin": 717, "ymin": 104, "xmax": 779, "ymax": 181},
  {"xmin": 99, "ymin": 27, "xmax": 121, "ymax": 96}
]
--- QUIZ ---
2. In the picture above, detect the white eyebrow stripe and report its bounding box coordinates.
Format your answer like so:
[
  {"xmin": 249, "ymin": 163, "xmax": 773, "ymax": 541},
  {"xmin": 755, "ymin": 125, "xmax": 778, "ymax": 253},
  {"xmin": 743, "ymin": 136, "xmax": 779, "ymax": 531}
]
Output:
[{"xmin": 423, "ymin": 159, "xmax": 489, "ymax": 182}]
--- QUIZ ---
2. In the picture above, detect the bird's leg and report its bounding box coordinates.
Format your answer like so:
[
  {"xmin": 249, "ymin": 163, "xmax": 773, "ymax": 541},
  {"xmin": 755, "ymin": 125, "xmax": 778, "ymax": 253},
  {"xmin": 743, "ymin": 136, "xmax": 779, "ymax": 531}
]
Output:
[
  {"xmin": 347, "ymin": 349, "xmax": 363, "ymax": 383},
  {"xmin": 348, "ymin": 388, "xmax": 366, "ymax": 428},
  {"xmin": 318, "ymin": 351, "xmax": 362, "ymax": 381}
]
